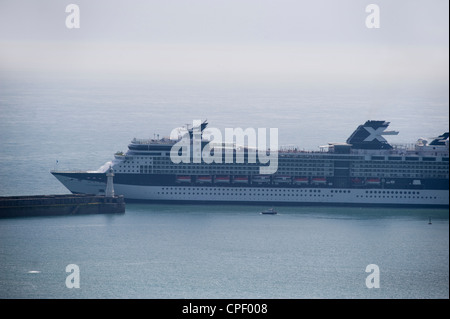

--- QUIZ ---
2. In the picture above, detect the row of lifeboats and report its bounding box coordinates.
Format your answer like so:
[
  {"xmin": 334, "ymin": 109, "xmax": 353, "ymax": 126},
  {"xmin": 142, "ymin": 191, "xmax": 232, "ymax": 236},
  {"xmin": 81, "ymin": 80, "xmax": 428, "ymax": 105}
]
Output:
[
  {"xmin": 175, "ymin": 175, "xmax": 329, "ymax": 185},
  {"xmin": 176, "ymin": 175, "xmax": 387, "ymax": 185},
  {"xmin": 352, "ymin": 178, "xmax": 381, "ymax": 185}
]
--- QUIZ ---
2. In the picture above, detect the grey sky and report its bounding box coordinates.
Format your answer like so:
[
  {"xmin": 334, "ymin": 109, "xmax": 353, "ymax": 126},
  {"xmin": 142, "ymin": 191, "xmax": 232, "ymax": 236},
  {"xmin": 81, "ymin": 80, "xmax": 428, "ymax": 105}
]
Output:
[
  {"xmin": 0, "ymin": 0, "xmax": 448, "ymax": 45},
  {"xmin": 0, "ymin": 0, "xmax": 448, "ymax": 85}
]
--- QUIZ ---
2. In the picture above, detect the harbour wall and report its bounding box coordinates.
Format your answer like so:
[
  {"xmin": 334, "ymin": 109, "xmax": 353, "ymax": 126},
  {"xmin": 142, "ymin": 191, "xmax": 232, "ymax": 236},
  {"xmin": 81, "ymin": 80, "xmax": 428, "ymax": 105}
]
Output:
[{"xmin": 0, "ymin": 194, "xmax": 125, "ymax": 218}]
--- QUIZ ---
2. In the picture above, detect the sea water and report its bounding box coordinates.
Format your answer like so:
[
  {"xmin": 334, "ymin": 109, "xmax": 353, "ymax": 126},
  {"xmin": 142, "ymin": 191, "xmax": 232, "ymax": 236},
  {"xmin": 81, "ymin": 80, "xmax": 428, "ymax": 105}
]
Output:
[
  {"xmin": 0, "ymin": 205, "xmax": 448, "ymax": 299},
  {"xmin": 0, "ymin": 75, "xmax": 448, "ymax": 298}
]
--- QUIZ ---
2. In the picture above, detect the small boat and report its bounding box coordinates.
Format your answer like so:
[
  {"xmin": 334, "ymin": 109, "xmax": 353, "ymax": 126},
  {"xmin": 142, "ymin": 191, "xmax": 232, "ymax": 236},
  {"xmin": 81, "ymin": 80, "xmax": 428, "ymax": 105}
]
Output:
[
  {"xmin": 176, "ymin": 175, "xmax": 191, "ymax": 183},
  {"xmin": 233, "ymin": 176, "xmax": 249, "ymax": 184},
  {"xmin": 261, "ymin": 208, "xmax": 277, "ymax": 215},
  {"xmin": 252, "ymin": 175, "xmax": 271, "ymax": 184},
  {"xmin": 215, "ymin": 175, "xmax": 230, "ymax": 183},
  {"xmin": 197, "ymin": 175, "xmax": 212, "ymax": 183},
  {"xmin": 311, "ymin": 177, "xmax": 327, "ymax": 185},
  {"xmin": 293, "ymin": 177, "xmax": 309, "ymax": 185},
  {"xmin": 366, "ymin": 178, "xmax": 381, "ymax": 185}
]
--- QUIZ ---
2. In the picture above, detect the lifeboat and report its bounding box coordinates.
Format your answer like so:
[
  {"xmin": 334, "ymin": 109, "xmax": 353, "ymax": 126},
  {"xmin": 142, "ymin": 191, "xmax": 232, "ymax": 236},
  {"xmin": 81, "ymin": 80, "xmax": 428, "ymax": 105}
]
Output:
[
  {"xmin": 273, "ymin": 175, "xmax": 292, "ymax": 184},
  {"xmin": 197, "ymin": 175, "xmax": 212, "ymax": 183},
  {"xmin": 233, "ymin": 176, "xmax": 249, "ymax": 184},
  {"xmin": 252, "ymin": 175, "xmax": 271, "ymax": 184},
  {"xmin": 366, "ymin": 178, "xmax": 381, "ymax": 185},
  {"xmin": 176, "ymin": 176, "xmax": 191, "ymax": 183},
  {"xmin": 215, "ymin": 176, "xmax": 230, "ymax": 183},
  {"xmin": 293, "ymin": 177, "xmax": 309, "ymax": 185},
  {"xmin": 311, "ymin": 177, "xmax": 327, "ymax": 185}
]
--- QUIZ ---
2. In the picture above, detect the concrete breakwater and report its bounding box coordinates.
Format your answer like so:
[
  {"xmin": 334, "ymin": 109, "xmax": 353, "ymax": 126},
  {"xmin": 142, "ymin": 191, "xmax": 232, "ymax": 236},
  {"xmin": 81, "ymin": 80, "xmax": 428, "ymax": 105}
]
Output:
[{"xmin": 0, "ymin": 194, "xmax": 125, "ymax": 218}]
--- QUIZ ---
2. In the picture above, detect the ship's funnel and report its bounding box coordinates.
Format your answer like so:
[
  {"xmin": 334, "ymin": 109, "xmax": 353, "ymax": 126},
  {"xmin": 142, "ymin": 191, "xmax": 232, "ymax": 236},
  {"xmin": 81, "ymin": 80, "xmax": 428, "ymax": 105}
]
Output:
[{"xmin": 346, "ymin": 120, "xmax": 396, "ymax": 150}]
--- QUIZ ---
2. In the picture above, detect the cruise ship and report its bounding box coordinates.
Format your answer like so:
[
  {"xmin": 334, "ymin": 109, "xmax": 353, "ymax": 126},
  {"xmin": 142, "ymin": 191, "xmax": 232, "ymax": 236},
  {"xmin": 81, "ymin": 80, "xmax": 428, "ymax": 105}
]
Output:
[{"xmin": 51, "ymin": 121, "xmax": 449, "ymax": 207}]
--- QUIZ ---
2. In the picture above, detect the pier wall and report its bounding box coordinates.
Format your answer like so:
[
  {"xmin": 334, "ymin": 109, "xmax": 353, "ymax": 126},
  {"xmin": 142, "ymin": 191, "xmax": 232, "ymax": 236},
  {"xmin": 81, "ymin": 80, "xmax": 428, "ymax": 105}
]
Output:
[{"xmin": 0, "ymin": 194, "xmax": 125, "ymax": 218}]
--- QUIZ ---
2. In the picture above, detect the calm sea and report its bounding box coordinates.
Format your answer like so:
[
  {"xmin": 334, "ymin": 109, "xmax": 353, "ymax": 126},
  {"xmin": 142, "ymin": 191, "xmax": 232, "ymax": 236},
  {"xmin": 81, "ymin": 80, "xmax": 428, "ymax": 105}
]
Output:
[{"xmin": 0, "ymin": 75, "xmax": 448, "ymax": 299}]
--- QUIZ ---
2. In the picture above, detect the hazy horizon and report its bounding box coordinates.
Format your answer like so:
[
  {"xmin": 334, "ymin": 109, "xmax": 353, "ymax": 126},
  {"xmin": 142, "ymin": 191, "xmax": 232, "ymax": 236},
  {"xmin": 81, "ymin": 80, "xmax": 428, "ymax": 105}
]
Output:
[
  {"xmin": 0, "ymin": 0, "xmax": 448, "ymax": 88},
  {"xmin": 0, "ymin": 0, "xmax": 448, "ymax": 149}
]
